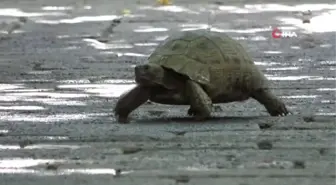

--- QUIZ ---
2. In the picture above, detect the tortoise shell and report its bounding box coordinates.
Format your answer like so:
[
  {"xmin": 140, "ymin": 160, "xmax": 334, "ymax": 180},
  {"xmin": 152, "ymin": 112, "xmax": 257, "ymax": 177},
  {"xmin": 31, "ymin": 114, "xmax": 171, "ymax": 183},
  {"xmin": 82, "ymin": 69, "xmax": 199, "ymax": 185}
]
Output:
[{"xmin": 147, "ymin": 30, "xmax": 255, "ymax": 86}]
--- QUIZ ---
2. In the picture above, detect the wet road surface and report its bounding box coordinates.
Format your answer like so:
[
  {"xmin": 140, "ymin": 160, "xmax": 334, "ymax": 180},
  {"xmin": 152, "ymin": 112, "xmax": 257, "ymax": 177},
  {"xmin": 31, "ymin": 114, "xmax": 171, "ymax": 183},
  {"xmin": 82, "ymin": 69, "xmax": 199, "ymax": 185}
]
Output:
[{"xmin": 0, "ymin": 0, "xmax": 335, "ymax": 184}]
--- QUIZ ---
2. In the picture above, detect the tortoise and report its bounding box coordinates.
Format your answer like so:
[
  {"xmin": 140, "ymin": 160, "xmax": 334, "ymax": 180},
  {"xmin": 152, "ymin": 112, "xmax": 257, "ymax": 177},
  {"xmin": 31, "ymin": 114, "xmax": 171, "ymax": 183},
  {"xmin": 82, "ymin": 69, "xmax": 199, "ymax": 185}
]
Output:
[{"xmin": 114, "ymin": 30, "xmax": 289, "ymax": 123}]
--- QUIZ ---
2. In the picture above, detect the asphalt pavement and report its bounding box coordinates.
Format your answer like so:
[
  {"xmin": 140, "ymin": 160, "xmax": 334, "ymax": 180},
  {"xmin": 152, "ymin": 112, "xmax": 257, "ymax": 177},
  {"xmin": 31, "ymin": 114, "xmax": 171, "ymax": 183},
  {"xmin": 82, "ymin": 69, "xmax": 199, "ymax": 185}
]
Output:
[{"xmin": 0, "ymin": 0, "xmax": 335, "ymax": 184}]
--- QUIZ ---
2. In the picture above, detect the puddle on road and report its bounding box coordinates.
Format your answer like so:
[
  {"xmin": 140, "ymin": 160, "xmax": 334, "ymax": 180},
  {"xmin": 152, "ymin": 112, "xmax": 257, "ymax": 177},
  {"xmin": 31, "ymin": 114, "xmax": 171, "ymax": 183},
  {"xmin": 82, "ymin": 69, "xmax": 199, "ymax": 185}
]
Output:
[
  {"xmin": 41, "ymin": 6, "xmax": 92, "ymax": 11},
  {"xmin": 0, "ymin": 106, "xmax": 44, "ymax": 110},
  {"xmin": 316, "ymin": 112, "xmax": 336, "ymax": 116},
  {"xmin": 266, "ymin": 75, "xmax": 336, "ymax": 81},
  {"xmin": 321, "ymin": 61, "xmax": 336, "ymax": 64},
  {"xmin": 266, "ymin": 67, "xmax": 300, "ymax": 71},
  {"xmin": 281, "ymin": 95, "xmax": 319, "ymax": 99},
  {"xmin": 60, "ymin": 79, "xmax": 134, "ymax": 84},
  {"xmin": 233, "ymin": 36, "xmax": 267, "ymax": 41},
  {"xmin": 254, "ymin": 61, "xmax": 282, "ymax": 66},
  {"xmin": 316, "ymin": 88, "xmax": 336, "ymax": 91},
  {"xmin": 0, "ymin": 95, "xmax": 19, "ymax": 102},
  {"xmin": 82, "ymin": 38, "xmax": 154, "ymax": 55},
  {"xmin": 0, "ymin": 143, "xmax": 81, "ymax": 150},
  {"xmin": 0, "ymin": 8, "xmax": 65, "ymax": 17},
  {"xmin": 0, "ymin": 84, "xmax": 24, "ymax": 91},
  {"xmin": 62, "ymin": 46, "xmax": 81, "ymax": 51},
  {"xmin": 25, "ymin": 98, "xmax": 86, "ymax": 106},
  {"xmin": 25, "ymin": 71, "xmax": 53, "ymax": 75},
  {"xmin": 134, "ymin": 43, "xmax": 159, "ymax": 46},
  {"xmin": 180, "ymin": 25, "xmax": 209, "ymax": 31},
  {"xmin": 277, "ymin": 9, "xmax": 336, "ymax": 33},
  {"xmin": 267, "ymin": 3, "xmax": 336, "ymax": 33},
  {"xmin": 35, "ymin": 12, "xmax": 145, "ymax": 24},
  {"xmin": 0, "ymin": 157, "xmax": 127, "ymax": 176},
  {"xmin": 41, "ymin": 6, "xmax": 73, "ymax": 11},
  {"xmin": 218, "ymin": 4, "xmax": 336, "ymax": 14},
  {"xmin": 0, "ymin": 158, "xmax": 65, "ymax": 168},
  {"xmin": 83, "ymin": 38, "xmax": 134, "ymax": 50},
  {"xmin": 178, "ymin": 26, "xmax": 274, "ymax": 33},
  {"xmin": 210, "ymin": 27, "xmax": 273, "ymax": 34},
  {"xmin": 62, "ymin": 168, "xmax": 123, "ymax": 175},
  {"xmin": 154, "ymin": 35, "xmax": 169, "ymax": 41},
  {"xmin": 101, "ymin": 51, "xmax": 149, "ymax": 57},
  {"xmin": 133, "ymin": 27, "xmax": 168, "ymax": 33},
  {"xmin": 0, "ymin": 145, "xmax": 19, "ymax": 150},
  {"xmin": 0, "ymin": 113, "xmax": 107, "ymax": 122},
  {"xmin": 5, "ymin": 92, "xmax": 89, "ymax": 99},
  {"xmin": 264, "ymin": 51, "xmax": 282, "ymax": 54},
  {"xmin": 139, "ymin": 5, "xmax": 199, "ymax": 14},
  {"xmin": 24, "ymin": 144, "xmax": 84, "ymax": 150},
  {"xmin": 36, "ymin": 15, "xmax": 121, "ymax": 24},
  {"xmin": 321, "ymin": 100, "xmax": 336, "ymax": 103},
  {"xmin": 0, "ymin": 167, "xmax": 130, "ymax": 176},
  {"xmin": 0, "ymin": 87, "xmax": 53, "ymax": 93},
  {"xmin": 0, "ymin": 168, "xmax": 37, "ymax": 174},
  {"xmin": 0, "ymin": 130, "xmax": 8, "ymax": 134},
  {"xmin": 58, "ymin": 83, "xmax": 136, "ymax": 98}
]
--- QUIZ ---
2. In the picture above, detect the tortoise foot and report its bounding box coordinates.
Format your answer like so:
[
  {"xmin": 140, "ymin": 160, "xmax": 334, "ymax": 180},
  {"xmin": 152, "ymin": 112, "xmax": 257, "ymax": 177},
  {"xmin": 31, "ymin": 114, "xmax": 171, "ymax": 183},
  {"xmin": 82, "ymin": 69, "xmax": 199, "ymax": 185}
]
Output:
[
  {"xmin": 266, "ymin": 99, "xmax": 290, "ymax": 116},
  {"xmin": 114, "ymin": 113, "xmax": 131, "ymax": 124}
]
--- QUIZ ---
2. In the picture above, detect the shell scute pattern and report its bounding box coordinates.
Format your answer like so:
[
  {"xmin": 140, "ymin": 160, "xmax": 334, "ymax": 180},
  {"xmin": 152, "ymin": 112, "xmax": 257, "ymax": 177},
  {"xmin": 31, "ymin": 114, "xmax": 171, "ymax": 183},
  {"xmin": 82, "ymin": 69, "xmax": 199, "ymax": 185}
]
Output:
[
  {"xmin": 148, "ymin": 30, "xmax": 257, "ymax": 86},
  {"xmin": 152, "ymin": 39, "xmax": 189, "ymax": 56},
  {"xmin": 155, "ymin": 54, "xmax": 210, "ymax": 85},
  {"xmin": 185, "ymin": 36, "xmax": 223, "ymax": 65},
  {"xmin": 216, "ymin": 35, "xmax": 254, "ymax": 64}
]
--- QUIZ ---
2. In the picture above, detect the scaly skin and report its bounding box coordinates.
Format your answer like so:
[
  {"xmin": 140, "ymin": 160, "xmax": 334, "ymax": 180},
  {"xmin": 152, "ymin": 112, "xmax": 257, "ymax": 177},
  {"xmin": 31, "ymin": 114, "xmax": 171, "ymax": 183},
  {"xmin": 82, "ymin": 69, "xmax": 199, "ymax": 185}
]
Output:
[
  {"xmin": 251, "ymin": 88, "xmax": 289, "ymax": 116},
  {"xmin": 114, "ymin": 64, "xmax": 187, "ymax": 123},
  {"xmin": 114, "ymin": 85, "xmax": 150, "ymax": 123},
  {"xmin": 185, "ymin": 80, "xmax": 212, "ymax": 120}
]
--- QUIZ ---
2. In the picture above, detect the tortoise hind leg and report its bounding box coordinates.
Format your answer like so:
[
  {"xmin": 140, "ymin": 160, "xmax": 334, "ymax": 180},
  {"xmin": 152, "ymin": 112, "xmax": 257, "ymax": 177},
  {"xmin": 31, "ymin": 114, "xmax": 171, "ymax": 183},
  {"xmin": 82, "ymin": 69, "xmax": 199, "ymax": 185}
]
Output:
[
  {"xmin": 114, "ymin": 85, "xmax": 150, "ymax": 123},
  {"xmin": 185, "ymin": 80, "xmax": 212, "ymax": 120},
  {"xmin": 251, "ymin": 89, "xmax": 290, "ymax": 116}
]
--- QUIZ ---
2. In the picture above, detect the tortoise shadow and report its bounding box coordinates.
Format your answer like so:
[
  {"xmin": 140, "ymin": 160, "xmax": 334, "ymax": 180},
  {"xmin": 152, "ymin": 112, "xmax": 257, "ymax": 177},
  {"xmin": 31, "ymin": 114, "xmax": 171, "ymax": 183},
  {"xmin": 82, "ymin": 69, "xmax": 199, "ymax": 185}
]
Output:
[{"xmin": 134, "ymin": 115, "xmax": 269, "ymax": 125}]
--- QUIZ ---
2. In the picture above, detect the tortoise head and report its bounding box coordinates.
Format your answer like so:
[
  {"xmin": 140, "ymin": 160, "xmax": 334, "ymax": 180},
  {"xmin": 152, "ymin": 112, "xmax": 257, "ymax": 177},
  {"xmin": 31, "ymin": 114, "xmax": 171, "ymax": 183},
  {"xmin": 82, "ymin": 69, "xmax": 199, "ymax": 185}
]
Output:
[{"xmin": 134, "ymin": 63, "xmax": 165, "ymax": 86}]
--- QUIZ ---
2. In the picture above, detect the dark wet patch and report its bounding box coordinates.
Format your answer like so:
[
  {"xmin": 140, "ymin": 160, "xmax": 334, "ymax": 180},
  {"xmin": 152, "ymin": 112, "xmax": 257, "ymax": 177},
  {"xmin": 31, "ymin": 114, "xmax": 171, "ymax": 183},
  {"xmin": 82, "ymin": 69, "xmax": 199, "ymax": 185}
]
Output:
[
  {"xmin": 303, "ymin": 115, "xmax": 316, "ymax": 122},
  {"xmin": 135, "ymin": 115, "xmax": 264, "ymax": 124},
  {"xmin": 292, "ymin": 160, "xmax": 306, "ymax": 169},
  {"xmin": 167, "ymin": 130, "xmax": 187, "ymax": 136},
  {"xmin": 45, "ymin": 163, "xmax": 59, "ymax": 171},
  {"xmin": 18, "ymin": 139, "xmax": 33, "ymax": 148},
  {"xmin": 122, "ymin": 147, "xmax": 143, "ymax": 154},
  {"xmin": 257, "ymin": 140, "xmax": 273, "ymax": 150}
]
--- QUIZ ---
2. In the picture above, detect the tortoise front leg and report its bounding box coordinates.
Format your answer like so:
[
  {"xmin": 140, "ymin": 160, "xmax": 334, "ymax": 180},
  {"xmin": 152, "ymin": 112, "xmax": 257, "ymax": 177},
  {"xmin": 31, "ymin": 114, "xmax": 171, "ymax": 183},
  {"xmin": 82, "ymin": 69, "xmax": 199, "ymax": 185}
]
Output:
[
  {"xmin": 185, "ymin": 80, "xmax": 212, "ymax": 121},
  {"xmin": 251, "ymin": 88, "xmax": 290, "ymax": 116},
  {"xmin": 114, "ymin": 85, "xmax": 150, "ymax": 123}
]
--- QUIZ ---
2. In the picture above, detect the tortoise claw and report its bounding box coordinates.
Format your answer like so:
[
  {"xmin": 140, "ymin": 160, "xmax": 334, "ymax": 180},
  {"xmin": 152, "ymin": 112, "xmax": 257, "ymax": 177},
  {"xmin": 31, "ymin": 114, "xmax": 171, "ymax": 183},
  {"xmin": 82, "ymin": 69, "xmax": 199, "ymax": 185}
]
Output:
[
  {"xmin": 187, "ymin": 108, "xmax": 210, "ymax": 121},
  {"xmin": 267, "ymin": 101, "xmax": 290, "ymax": 117},
  {"xmin": 114, "ymin": 111, "xmax": 131, "ymax": 124}
]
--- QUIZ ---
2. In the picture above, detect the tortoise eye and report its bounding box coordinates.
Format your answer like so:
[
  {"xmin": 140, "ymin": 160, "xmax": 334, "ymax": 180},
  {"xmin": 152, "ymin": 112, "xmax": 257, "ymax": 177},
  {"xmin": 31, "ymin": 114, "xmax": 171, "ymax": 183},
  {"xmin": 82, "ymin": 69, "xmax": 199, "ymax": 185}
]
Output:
[{"xmin": 143, "ymin": 65, "xmax": 149, "ymax": 70}]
